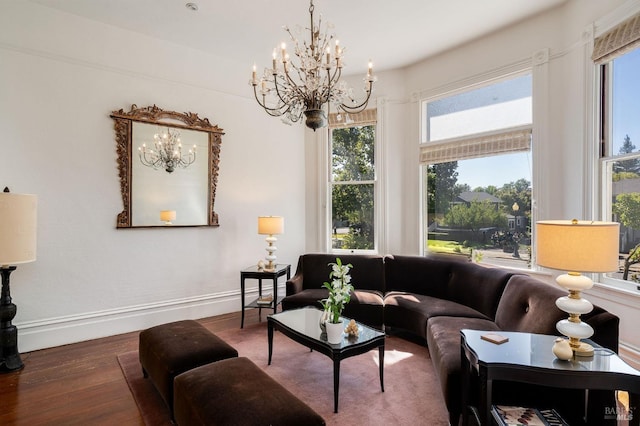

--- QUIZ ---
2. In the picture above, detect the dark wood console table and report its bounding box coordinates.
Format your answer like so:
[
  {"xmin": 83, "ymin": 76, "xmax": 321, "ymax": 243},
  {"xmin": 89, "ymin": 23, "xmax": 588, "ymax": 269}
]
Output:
[{"xmin": 461, "ymin": 329, "xmax": 640, "ymax": 426}]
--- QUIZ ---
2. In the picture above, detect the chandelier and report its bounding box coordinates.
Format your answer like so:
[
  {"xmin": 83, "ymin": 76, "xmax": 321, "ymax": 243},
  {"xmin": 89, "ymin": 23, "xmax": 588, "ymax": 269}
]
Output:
[
  {"xmin": 138, "ymin": 127, "xmax": 196, "ymax": 173},
  {"xmin": 250, "ymin": 0, "xmax": 376, "ymax": 131}
]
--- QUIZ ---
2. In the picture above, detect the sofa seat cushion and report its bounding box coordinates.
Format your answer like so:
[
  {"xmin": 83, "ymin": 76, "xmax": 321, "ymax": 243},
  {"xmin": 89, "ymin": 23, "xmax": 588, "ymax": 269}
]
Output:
[
  {"xmin": 281, "ymin": 288, "xmax": 327, "ymax": 311},
  {"xmin": 426, "ymin": 316, "xmax": 500, "ymax": 418},
  {"xmin": 383, "ymin": 292, "xmax": 489, "ymax": 339},
  {"xmin": 282, "ymin": 289, "xmax": 384, "ymax": 329},
  {"xmin": 342, "ymin": 290, "xmax": 384, "ymax": 329}
]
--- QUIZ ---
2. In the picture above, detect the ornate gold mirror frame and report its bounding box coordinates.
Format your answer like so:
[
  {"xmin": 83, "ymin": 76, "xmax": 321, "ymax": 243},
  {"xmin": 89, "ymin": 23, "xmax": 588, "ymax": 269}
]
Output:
[{"xmin": 110, "ymin": 104, "xmax": 224, "ymax": 228}]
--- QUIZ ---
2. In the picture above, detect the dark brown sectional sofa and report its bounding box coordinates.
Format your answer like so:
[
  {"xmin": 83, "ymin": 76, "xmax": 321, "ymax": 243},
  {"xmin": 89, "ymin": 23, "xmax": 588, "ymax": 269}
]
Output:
[{"xmin": 282, "ymin": 253, "xmax": 620, "ymax": 426}]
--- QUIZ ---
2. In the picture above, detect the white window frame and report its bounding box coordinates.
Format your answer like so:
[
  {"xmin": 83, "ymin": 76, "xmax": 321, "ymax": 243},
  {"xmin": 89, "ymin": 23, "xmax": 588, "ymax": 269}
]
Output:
[
  {"xmin": 319, "ymin": 102, "xmax": 385, "ymax": 255},
  {"xmin": 416, "ymin": 62, "xmax": 542, "ymax": 266},
  {"xmin": 590, "ymin": 7, "xmax": 640, "ymax": 293}
]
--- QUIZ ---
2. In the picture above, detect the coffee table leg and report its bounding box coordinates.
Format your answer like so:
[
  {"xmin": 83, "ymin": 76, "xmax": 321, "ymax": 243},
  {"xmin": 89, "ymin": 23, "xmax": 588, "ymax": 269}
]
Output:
[
  {"xmin": 268, "ymin": 321, "xmax": 274, "ymax": 365},
  {"xmin": 333, "ymin": 359, "xmax": 340, "ymax": 413},
  {"xmin": 379, "ymin": 345, "xmax": 385, "ymax": 392}
]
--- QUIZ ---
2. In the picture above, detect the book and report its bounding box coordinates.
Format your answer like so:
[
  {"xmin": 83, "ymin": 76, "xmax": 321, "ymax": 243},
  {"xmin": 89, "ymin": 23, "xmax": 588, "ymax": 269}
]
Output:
[
  {"xmin": 256, "ymin": 294, "xmax": 273, "ymax": 305},
  {"xmin": 481, "ymin": 333, "xmax": 509, "ymax": 344},
  {"xmin": 492, "ymin": 405, "xmax": 569, "ymax": 426}
]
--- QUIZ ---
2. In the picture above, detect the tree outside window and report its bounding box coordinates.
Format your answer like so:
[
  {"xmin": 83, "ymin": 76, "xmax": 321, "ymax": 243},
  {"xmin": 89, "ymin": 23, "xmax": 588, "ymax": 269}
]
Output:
[{"xmin": 330, "ymin": 124, "xmax": 376, "ymax": 251}]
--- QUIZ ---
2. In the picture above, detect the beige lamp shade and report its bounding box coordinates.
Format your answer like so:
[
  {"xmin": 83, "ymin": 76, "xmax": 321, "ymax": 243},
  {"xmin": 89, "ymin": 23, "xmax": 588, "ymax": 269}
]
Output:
[
  {"xmin": 536, "ymin": 220, "xmax": 619, "ymax": 273},
  {"xmin": 258, "ymin": 216, "xmax": 284, "ymax": 235},
  {"xmin": 160, "ymin": 210, "xmax": 176, "ymax": 222},
  {"xmin": 0, "ymin": 192, "xmax": 37, "ymax": 265}
]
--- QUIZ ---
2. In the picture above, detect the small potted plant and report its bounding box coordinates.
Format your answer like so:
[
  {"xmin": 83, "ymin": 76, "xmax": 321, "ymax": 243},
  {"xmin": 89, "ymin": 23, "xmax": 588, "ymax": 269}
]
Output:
[{"xmin": 320, "ymin": 258, "xmax": 354, "ymax": 343}]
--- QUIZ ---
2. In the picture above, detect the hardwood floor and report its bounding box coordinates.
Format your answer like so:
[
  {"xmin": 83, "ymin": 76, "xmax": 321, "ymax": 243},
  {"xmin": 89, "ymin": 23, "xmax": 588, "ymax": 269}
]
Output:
[{"xmin": 0, "ymin": 310, "xmax": 262, "ymax": 425}]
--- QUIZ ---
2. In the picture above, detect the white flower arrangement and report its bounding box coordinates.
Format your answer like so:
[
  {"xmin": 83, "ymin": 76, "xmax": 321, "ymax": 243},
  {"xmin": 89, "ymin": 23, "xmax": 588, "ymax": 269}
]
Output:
[{"xmin": 321, "ymin": 258, "xmax": 354, "ymax": 324}]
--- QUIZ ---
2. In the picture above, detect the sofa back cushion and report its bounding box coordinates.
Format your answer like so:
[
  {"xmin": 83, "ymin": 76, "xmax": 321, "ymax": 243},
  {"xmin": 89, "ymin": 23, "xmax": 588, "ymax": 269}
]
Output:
[
  {"xmin": 495, "ymin": 274, "xmax": 620, "ymax": 351},
  {"xmin": 494, "ymin": 274, "xmax": 566, "ymax": 334},
  {"xmin": 297, "ymin": 253, "xmax": 385, "ymax": 293},
  {"xmin": 384, "ymin": 254, "xmax": 513, "ymax": 319}
]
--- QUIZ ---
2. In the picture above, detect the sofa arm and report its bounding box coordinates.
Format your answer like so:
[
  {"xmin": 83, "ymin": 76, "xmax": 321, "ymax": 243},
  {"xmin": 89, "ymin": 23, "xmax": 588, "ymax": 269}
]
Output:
[
  {"xmin": 286, "ymin": 274, "xmax": 303, "ymax": 296},
  {"xmin": 585, "ymin": 310, "xmax": 619, "ymax": 353}
]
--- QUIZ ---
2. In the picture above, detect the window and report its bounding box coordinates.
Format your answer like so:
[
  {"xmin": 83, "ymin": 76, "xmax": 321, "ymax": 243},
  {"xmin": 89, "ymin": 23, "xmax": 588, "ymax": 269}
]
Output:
[
  {"xmin": 598, "ymin": 45, "xmax": 640, "ymax": 292},
  {"xmin": 329, "ymin": 110, "xmax": 377, "ymax": 252},
  {"xmin": 420, "ymin": 74, "xmax": 532, "ymax": 268}
]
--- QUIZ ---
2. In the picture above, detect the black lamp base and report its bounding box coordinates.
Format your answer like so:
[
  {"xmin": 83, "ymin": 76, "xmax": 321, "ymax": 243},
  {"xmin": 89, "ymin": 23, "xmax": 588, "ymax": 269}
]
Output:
[{"xmin": 1, "ymin": 266, "xmax": 24, "ymax": 373}]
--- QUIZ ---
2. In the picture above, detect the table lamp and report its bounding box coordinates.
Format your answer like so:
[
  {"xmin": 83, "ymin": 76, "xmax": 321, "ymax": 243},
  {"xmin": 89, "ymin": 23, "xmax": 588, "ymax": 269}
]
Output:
[
  {"xmin": 0, "ymin": 187, "xmax": 37, "ymax": 372},
  {"xmin": 258, "ymin": 216, "xmax": 284, "ymax": 272},
  {"xmin": 160, "ymin": 210, "xmax": 176, "ymax": 225},
  {"xmin": 536, "ymin": 219, "xmax": 619, "ymax": 357}
]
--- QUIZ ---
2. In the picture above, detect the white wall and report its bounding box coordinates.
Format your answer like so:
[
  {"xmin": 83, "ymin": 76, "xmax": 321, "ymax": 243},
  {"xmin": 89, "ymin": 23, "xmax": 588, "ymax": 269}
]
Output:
[{"xmin": 0, "ymin": 1, "xmax": 306, "ymax": 352}]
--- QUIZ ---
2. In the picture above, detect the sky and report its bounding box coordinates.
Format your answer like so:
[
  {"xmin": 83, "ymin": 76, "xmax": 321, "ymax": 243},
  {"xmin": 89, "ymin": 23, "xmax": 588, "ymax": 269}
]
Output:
[
  {"xmin": 612, "ymin": 48, "xmax": 640, "ymax": 155},
  {"xmin": 456, "ymin": 152, "xmax": 531, "ymax": 190}
]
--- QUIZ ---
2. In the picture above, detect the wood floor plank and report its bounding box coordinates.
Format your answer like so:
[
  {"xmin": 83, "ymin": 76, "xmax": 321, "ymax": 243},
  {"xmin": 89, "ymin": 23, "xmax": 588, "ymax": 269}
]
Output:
[{"xmin": 0, "ymin": 309, "xmax": 263, "ymax": 425}]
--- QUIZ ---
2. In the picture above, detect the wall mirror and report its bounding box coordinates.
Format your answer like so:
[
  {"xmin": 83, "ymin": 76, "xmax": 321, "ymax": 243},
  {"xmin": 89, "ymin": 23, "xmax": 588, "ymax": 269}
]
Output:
[{"xmin": 110, "ymin": 104, "xmax": 224, "ymax": 228}]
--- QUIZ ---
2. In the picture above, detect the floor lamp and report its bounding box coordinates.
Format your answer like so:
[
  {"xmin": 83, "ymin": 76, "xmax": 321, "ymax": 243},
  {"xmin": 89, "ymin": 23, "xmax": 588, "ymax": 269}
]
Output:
[
  {"xmin": 0, "ymin": 187, "xmax": 37, "ymax": 373},
  {"xmin": 258, "ymin": 216, "xmax": 284, "ymax": 272},
  {"xmin": 536, "ymin": 219, "xmax": 619, "ymax": 357}
]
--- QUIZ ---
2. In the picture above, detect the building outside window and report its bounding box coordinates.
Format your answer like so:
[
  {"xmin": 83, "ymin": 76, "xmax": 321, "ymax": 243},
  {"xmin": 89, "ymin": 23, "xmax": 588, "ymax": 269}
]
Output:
[
  {"xmin": 596, "ymin": 33, "xmax": 640, "ymax": 291},
  {"xmin": 420, "ymin": 73, "xmax": 532, "ymax": 268},
  {"xmin": 328, "ymin": 110, "xmax": 377, "ymax": 253}
]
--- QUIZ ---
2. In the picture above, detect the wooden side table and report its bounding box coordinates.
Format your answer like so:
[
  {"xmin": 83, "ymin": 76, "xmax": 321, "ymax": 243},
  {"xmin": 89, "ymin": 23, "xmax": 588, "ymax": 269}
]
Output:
[
  {"xmin": 240, "ymin": 264, "xmax": 290, "ymax": 328},
  {"xmin": 460, "ymin": 329, "xmax": 640, "ymax": 426}
]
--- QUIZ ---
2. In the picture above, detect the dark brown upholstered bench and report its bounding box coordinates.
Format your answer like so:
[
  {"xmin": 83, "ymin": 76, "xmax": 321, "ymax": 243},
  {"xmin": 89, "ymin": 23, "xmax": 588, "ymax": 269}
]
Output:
[
  {"xmin": 174, "ymin": 357, "xmax": 326, "ymax": 426},
  {"xmin": 139, "ymin": 320, "xmax": 238, "ymax": 416}
]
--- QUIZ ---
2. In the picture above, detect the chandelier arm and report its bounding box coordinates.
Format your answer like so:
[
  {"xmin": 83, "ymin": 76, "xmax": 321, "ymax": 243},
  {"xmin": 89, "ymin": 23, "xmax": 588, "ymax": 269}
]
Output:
[
  {"xmin": 254, "ymin": 89, "xmax": 302, "ymax": 122},
  {"xmin": 339, "ymin": 84, "xmax": 373, "ymax": 113},
  {"xmin": 320, "ymin": 66, "xmax": 340, "ymax": 105},
  {"xmin": 340, "ymin": 90, "xmax": 371, "ymax": 114},
  {"xmin": 279, "ymin": 63, "xmax": 310, "ymax": 106},
  {"xmin": 252, "ymin": 85, "xmax": 289, "ymax": 116}
]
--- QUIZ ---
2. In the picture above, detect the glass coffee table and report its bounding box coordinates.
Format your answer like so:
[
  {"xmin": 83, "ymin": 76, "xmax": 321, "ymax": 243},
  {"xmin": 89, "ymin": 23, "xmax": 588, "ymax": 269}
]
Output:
[{"xmin": 267, "ymin": 307, "xmax": 385, "ymax": 413}]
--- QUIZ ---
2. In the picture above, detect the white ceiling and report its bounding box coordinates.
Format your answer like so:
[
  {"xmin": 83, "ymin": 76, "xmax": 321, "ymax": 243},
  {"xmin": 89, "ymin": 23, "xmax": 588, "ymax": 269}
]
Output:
[{"xmin": 29, "ymin": 0, "xmax": 567, "ymax": 73}]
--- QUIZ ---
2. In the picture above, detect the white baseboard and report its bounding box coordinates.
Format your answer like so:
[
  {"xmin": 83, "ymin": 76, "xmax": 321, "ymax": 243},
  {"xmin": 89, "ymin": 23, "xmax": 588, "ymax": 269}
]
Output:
[{"xmin": 16, "ymin": 286, "xmax": 280, "ymax": 353}]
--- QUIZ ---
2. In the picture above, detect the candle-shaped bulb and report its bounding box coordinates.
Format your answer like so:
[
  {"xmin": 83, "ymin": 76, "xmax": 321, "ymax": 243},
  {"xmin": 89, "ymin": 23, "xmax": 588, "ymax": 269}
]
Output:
[
  {"xmin": 272, "ymin": 48, "xmax": 277, "ymax": 70},
  {"xmin": 326, "ymin": 46, "xmax": 331, "ymax": 65},
  {"xmin": 281, "ymin": 42, "xmax": 287, "ymax": 60},
  {"xmin": 252, "ymin": 64, "xmax": 257, "ymax": 83},
  {"xmin": 335, "ymin": 39, "xmax": 340, "ymax": 57}
]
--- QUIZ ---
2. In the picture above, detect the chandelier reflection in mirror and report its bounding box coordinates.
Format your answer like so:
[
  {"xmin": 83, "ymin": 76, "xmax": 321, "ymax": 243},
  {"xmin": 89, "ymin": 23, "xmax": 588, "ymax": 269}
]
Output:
[
  {"xmin": 138, "ymin": 127, "xmax": 196, "ymax": 173},
  {"xmin": 250, "ymin": 0, "xmax": 376, "ymax": 131}
]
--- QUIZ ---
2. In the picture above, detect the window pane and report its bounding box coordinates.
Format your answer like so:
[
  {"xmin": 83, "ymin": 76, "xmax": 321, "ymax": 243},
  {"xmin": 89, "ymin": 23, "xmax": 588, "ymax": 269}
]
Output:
[
  {"xmin": 331, "ymin": 125, "xmax": 375, "ymax": 182},
  {"xmin": 611, "ymin": 48, "xmax": 640, "ymax": 157},
  {"xmin": 607, "ymin": 157, "xmax": 640, "ymax": 285},
  {"xmin": 602, "ymin": 46, "xmax": 640, "ymax": 290},
  {"xmin": 425, "ymin": 74, "xmax": 532, "ymax": 142},
  {"xmin": 424, "ymin": 152, "xmax": 532, "ymax": 268},
  {"xmin": 331, "ymin": 183, "xmax": 374, "ymax": 250}
]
